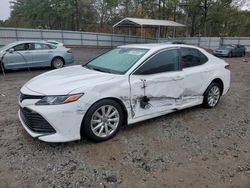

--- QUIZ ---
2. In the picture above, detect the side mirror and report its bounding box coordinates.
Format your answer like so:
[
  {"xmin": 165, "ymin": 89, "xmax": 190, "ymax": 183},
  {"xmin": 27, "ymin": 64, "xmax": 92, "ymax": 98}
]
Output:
[{"xmin": 8, "ymin": 48, "xmax": 15, "ymax": 53}]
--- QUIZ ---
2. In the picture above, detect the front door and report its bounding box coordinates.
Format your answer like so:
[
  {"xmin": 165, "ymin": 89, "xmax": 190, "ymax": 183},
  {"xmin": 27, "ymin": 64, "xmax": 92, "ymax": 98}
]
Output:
[
  {"xmin": 129, "ymin": 48, "xmax": 184, "ymax": 119},
  {"xmin": 4, "ymin": 43, "xmax": 33, "ymax": 69}
]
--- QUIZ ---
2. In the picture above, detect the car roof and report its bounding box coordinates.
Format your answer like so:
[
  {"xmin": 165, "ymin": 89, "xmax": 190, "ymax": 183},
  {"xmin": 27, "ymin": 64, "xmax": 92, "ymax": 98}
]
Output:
[
  {"xmin": 222, "ymin": 44, "xmax": 236, "ymax": 46},
  {"xmin": 119, "ymin": 43, "xmax": 199, "ymax": 51},
  {"xmin": 10, "ymin": 40, "xmax": 54, "ymax": 45}
]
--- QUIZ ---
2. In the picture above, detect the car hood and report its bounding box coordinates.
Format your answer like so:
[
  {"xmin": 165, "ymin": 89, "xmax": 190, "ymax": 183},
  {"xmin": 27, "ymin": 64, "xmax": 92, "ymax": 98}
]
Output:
[
  {"xmin": 23, "ymin": 65, "xmax": 116, "ymax": 95},
  {"xmin": 215, "ymin": 47, "xmax": 231, "ymax": 51}
]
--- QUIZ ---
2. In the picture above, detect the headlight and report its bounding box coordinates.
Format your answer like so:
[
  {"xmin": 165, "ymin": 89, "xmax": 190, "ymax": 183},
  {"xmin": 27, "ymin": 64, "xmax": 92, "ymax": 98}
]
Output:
[{"xmin": 35, "ymin": 94, "xmax": 83, "ymax": 105}]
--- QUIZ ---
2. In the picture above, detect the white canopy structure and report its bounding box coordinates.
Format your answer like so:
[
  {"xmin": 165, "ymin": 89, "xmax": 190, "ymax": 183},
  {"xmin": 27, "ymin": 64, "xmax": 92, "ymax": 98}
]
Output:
[{"xmin": 113, "ymin": 17, "xmax": 185, "ymax": 38}]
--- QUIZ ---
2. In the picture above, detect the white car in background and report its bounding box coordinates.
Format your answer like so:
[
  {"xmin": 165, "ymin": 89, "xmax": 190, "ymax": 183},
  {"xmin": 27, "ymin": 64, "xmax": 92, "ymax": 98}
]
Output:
[
  {"xmin": 18, "ymin": 44, "xmax": 230, "ymax": 142},
  {"xmin": 0, "ymin": 41, "xmax": 73, "ymax": 70}
]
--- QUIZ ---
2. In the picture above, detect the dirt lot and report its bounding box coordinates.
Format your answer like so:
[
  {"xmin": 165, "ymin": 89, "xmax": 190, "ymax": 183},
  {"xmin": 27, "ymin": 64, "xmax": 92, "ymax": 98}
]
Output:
[{"xmin": 0, "ymin": 49, "xmax": 250, "ymax": 188}]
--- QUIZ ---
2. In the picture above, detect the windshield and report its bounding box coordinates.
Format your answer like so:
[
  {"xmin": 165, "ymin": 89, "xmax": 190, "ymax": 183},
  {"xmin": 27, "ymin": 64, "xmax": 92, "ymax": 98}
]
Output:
[
  {"xmin": 0, "ymin": 43, "xmax": 15, "ymax": 52},
  {"xmin": 85, "ymin": 48, "xmax": 149, "ymax": 74}
]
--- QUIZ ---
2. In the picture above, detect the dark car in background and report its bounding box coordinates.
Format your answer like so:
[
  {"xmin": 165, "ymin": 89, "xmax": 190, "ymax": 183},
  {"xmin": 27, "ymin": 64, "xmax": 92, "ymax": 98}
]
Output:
[{"xmin": 213, "ymin": 44, "xmax": 246, "ymax": 58}]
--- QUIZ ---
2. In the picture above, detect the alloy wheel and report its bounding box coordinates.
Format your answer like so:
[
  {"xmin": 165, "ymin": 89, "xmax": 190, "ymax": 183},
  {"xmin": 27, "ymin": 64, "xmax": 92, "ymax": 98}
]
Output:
[
  {"xmin": 207, "ymin": 85, "xmax": 220, "ymax": 107},
  {"xmin": 90, "ymin": 105, "xmax": 120, "ymax": 138},
  {"xmin": 53, "ymin": 58, "xmax": 64, "ymax": 68}
]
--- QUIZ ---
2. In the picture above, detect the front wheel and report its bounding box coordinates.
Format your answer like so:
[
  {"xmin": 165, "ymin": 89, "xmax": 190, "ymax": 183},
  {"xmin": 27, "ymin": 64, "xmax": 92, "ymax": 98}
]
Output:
[
  {"xmin": 81, "ymin": 99, "xmax": 124, "ymax": 142},
  {"xmin": 203, "ymin": 82, "xmax": 221, "ymax": 108}
]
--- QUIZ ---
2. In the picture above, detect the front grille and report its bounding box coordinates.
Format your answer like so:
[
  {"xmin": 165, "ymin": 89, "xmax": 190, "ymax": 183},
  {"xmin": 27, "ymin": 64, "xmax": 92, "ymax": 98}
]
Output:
[
  {"xmin": 20, "ymin": 93, "xmax": 44, "ymax": 102},
  {"xmin": 20, "ymin": 107, "xmax": 56, "ymax": 134}
]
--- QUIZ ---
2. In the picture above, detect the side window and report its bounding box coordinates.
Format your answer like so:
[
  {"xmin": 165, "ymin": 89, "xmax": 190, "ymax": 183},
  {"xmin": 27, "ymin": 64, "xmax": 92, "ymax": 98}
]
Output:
[
  {"xmin": 34, "ymin": 43, "xmax": 51, "ymax": 50},
  {"xmin": 49, "ymin": 45, "xmax": 57, "ymax": 49},
  {"xmin": 181, "ymin": 48, "xmax": 208, "ymax": 68},
  {"xmin": 134, "ymin": 49, "xmax": 180, "ymax": 75},
  {"xmin": 13, "ymin": 43, "xmax": 32, "ymax": 51}
]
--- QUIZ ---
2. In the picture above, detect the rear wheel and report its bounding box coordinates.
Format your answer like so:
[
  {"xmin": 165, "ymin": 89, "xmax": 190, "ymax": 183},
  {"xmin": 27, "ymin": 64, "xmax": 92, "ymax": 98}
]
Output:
[
  {"xmin": 203, "ymin": 82, "xmax": 221, "ymax": 108},
  {"xmin": 81, "ymin": 99, "xmax": 124, "ymax": 142},
  {"xmin": 51, "ymin": 57, "xmax": 64, "ymax": 69}
]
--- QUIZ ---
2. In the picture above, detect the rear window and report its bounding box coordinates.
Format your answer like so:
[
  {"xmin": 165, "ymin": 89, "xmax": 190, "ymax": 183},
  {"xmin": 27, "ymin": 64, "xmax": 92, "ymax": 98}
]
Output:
[{"xmin": 181, "ymin": 47, "xmax": 208, "ymax": 68}]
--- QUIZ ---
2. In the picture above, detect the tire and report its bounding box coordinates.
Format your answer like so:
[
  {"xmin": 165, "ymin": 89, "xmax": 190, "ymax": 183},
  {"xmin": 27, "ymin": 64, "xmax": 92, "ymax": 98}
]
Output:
[
  {"xmin": 81, "ymin": 99, "xmax": 124, "ymax": 142},
  {"xmin": 203, "ymin": 82, "xmax": 221, "ymax": 108},
  {"xmin": 228, "ymin": 52, "xmax": 232, "ymax": 58},
  {"xmin": 51, "ymin": 57, "xmax": 64, "ymax": 69}
]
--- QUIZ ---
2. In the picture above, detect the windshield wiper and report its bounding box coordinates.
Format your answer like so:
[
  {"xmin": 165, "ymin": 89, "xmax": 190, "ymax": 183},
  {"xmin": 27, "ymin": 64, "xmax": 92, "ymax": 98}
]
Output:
[
  {"xmin": 92, "ymin": 68, "xmax": 110, "ymax": 73},
  {"xmin": 84, "ymin": 64, "xmax": 111, "ymax": 73},
  {"xmin": 84, "ymin": 64, "xmax": 92, "ymax": 69}
]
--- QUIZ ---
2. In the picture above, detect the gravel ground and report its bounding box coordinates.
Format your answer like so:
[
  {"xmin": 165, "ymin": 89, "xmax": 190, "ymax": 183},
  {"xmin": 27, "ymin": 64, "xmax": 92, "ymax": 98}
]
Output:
[{"xmin": 0, "ymin": 48, "xmax": 250, "ymax": 188}]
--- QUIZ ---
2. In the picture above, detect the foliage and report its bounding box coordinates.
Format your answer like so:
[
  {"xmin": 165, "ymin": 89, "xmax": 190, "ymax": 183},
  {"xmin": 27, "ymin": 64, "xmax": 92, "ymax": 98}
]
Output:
[{"xmin": 0, "ymin": 0, "xmax": 249, "ymax": 37}]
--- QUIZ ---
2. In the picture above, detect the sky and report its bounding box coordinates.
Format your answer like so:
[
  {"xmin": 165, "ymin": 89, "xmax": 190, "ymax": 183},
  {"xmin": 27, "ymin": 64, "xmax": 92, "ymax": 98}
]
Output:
[
  {"xmin": 0, "ymin": 0, "xmax": 249, "ymax": 21},
  {"xmin": 0, "ymin": 0, "xmax": 11, "ymax": 21}
]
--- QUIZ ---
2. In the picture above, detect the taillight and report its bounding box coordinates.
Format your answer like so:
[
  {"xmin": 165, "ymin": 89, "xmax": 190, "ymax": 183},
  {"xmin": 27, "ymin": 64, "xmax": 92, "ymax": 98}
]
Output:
[
  {"xmin": 67, "ymin": 49, "xmax": 72, "ymax": 53},
  {"xmin": 225, "ymin": 64, "xmax": 230, "ymax": 70}
]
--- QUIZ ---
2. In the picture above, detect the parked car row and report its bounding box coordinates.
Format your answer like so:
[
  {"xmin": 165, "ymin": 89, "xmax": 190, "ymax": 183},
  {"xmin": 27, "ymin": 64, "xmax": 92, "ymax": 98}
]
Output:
[{"xmin": 0, "ymin": 41, "xmax": 74, "ymax": 71}]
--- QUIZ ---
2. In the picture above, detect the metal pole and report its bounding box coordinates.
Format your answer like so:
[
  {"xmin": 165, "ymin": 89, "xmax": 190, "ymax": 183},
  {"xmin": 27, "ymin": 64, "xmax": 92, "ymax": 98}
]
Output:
[
  {"xmin": 80, "ymin": 32, "xmax": 83, "ymax": 46},
  {"xmin": 158, "ymin": 26, "xmax": 160, "ymax": 38},
  {"xmin": 15, "ymin": 28, "xmax": 18, "ymax": 41},
  {"xmin": 141, "ymin": 25, "xmax": 143, "ymax": 42},
  {"xmin": 41, "ymin": 29, "xmax": 43, "ymax": 40},
  {"xmin": 96, "ymin": 34, "xmax": 99, "ymax": 48}
]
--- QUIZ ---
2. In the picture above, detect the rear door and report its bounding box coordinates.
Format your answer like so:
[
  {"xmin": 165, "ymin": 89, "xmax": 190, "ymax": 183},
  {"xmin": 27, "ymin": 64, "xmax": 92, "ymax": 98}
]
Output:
[
  {"xmin": 180, "ymin": 47, "xmax": 210, "ymax": 105},
  {"xmin": 31, "ymin": 43, "xmax": 54, "ymax": 67},
  {"xmin": 129, "ymin": 48, "xmax": 185, "ymax": 119},
  {"xmin": 4, "ymin": 43, "xmax": 33, "ymax": 69}
]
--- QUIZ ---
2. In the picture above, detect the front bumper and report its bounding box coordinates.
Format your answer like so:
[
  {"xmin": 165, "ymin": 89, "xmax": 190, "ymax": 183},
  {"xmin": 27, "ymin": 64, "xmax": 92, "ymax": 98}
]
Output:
[
  {"xmin": 64, "ymin": 54, "xmax": 74, "ymax": 65},
  {"xmin": 18, "ymin": 91, "xmax": 88, "ymax": 142}
]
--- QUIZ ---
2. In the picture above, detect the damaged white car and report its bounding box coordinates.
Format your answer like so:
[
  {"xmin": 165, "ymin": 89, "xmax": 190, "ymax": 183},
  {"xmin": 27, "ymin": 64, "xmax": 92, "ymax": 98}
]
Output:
[{"xmin": 18, "ymin": 44, "xmax": 230, "ymax": 142}]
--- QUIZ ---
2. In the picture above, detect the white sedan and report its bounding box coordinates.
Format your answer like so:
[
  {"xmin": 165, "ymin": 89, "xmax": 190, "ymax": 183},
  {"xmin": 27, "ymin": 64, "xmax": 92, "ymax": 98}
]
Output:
[{"xmin": 18, "ymin": 44, "xmax": 230, "ymax": 142}]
